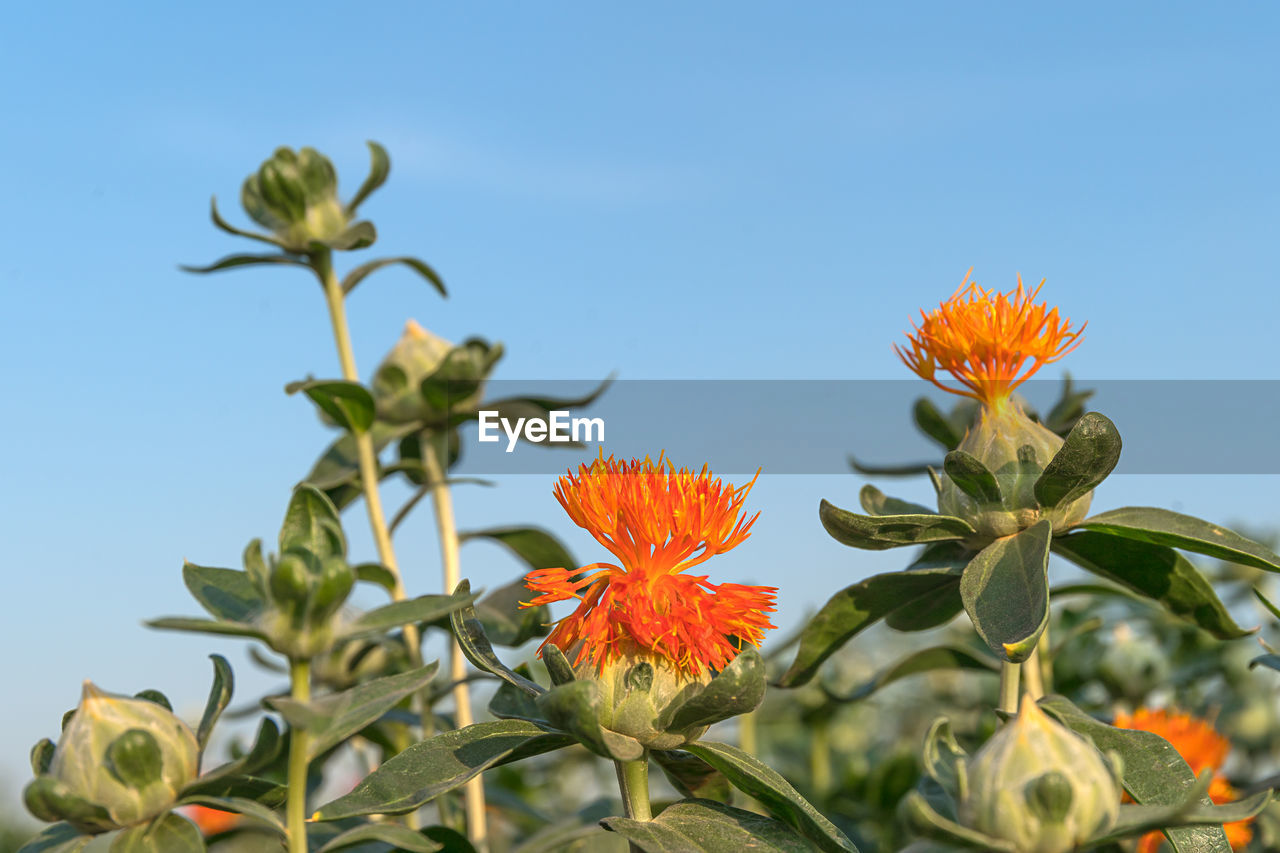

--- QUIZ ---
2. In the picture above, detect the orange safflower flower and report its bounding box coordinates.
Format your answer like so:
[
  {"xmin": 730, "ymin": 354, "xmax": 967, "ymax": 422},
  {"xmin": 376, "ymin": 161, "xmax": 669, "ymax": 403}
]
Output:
[
  {"xmin": 895, "ymin": 270, "xmax": 1085, "ymax": 408},
  {"xmin": 1112, "ymin": 708, "xmax": 1253, "ymax": 852},
  {"xmin": 525, "ymin": 453, "xmax": 777, "ymax": 677},
  {"xmin": 182, "ymin": 804, "xmax": 240, "ymax": 836}
]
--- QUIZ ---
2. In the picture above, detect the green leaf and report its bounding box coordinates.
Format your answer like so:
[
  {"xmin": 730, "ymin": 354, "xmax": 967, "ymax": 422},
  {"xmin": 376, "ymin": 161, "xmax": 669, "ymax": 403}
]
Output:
[
  {"xmin": 196, "ymin": 655, "xmax": 233, "ymax": 757},
  {"xmin": 278, "ymin": 484, "xmax": 346, "ymax": 560},
  {"xmin": 342, "ymin": 590, "xmax": 477, "ymax": 640},
  {"xmin": 484, "ymin": 376, "xmax": 613, "ymax": 428},
  {"xmin": 488, "ymin": 665, "xmax": 548, "ymax": 724},
  {"xmin": 1039, "ymin": 695, "xmax": 1233, "ymax": 853},
  {"xmin": 1078, "ymin": 507, "xmax": 1280, "ymax": 572},
  {"xmin": 652, "ymin": 751, "xmax": 732, "ymax": 802},
  {"xmin": 109, "ymin": 813, "xmax": 205, "ymax": 853},
  {"xmin": 265, "ymin": 663, "xmax": 439, "ymax": 760},
  {"xmin": 1096, "ymin": 791, "xmax": 1272, "ymax": 846},
  {"xmin": 603, "ymin": 799, "xmax": 816, "ymax": 852},
  {"xmin": 175, "ymin": 795, "xmax": 285, "ymax": 836},
  {"xmin": 1041, "ymin": 373, "xmax": 1095, "ymax": 437},
  {"xmin": 471, "ymin": 577, "xmax": 550, "ymax": 647},
  {"xmin": 15, "ymin": 823, "xmax": 89, "ymax": 853},
  {"xmin": 460, "ymin": 525, "xmax": 577, "ymax": 571},
  {"xmin": 345, "ymin": 140, "xmax": 390, "ymax": 214},
  {"xmin": 449, "ymin": 580, "xmax": 545, "ymax": 697},
  {"xmin": 313, "ymin": 720, "xmax": 574, "ymax": 819},
  {"xmin": 960, "ymin": 520, "xmax": 1051, "ymax": 662},
  {"xmin": 823, "ymin": 645, "xmax": 998, "ymax": 703},
  {"xmin": 341, "ymin": 256, "xmax": 446, "ymax": 297},
  {"xmin": 286, "ymin": 379, "xmax": 376, "ymax": 435},
  {"xmin": 180, "ymin": 253, "xmax": 310, "ymax": 275},
  {"xmin": 884, "ymin": 543, "xmax": 972, "ymax": 632},
  {"xmin": 144, "ymin": 617, "xmax": 266, "ymax": 641},
  {"xmin": 31, "ymin": 738, "xmax": 55, "ymax": 775},
  {"xmin": 323, "ymin": 220, "xmax": 377, "ymax": 251},
  {"xmin": 913, "ymin": 397, "xmax": 965, "ymax": 451},
  {"xmin": 778, "ymin": 566, "xmax": 963, "ymax": 687},
  {"xmin": 819, "ymin": 499, "xmax": 974, "ymax": 551},
  {"xmin": 315, "ymin": 823, "xmax": 445, "ymax": 852},
  {"xmin": 942, "ymin": 451, "xmax": 1001, "ymax": 504},
  {"xmin": 541, "ymin": 643, "xmax": 577, "ymax": 687},
  {"xmin": 1034, "ymin": 411, "xmax": 1122, "ymax": 509},
  {"xmin": 22, "ymin": 778, "xmax": 116, "ymax": 834},
  {"xmin": 181, "ymin": 563, "xmax": 263, "ymax": 623},
  {"xmin": 181, "ymin": 719, "xmax": 283, "ymax": 796},
  {"xmin": 901, "ymin": 790, "xmax": 1017, "ymax": 852},
  {"xmin": 536, "ymin": 680, "xmax": 643, "ymax": 761},
  {"xmin": 206, "ymin": 195, "xmax": 287, "ymax": 249},
  {"xmin": 1053, "ymin": 531, "xmax": 1251, "ymax": 639},
  {"xmin": 847, "ymin": 456, "xmax": 936, "ymax": 478},
  {"xmin": 658, "ymin": 647, "xmax": 766, "ymax": 730},
  {"xmin": 683, "ymin": 742, "xmax": 859, "ymax": 852},
  {"xmin": 354, "ymin": 562, "xmax": 397, "ymax": 595},
  {"xmin": 859, "ymin": 485, "xmax": 936, "ymax": 516}
]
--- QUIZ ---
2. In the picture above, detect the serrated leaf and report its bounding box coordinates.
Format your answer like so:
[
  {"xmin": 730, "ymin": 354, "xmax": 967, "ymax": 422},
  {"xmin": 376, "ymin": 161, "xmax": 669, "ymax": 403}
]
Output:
[
  {"xmin": 286, "ymin": 379, "xmax": 376, "ymax": 435},
  {"xmin": 1053, "ymin": 531, "xmax": 1251, "ymax": 639},
  {"xmin": 314, "ymin": 720, "xmax": 574, "ymax": 819},
  {"xmin": 960, "ymin": 520, "xmax": 1051, "ymax": 661},
  {"xmin": 341, "ymin": 256, "xmax": 446, "ymax": 297},
  {"xmin": 819, "ymin": 499, "xmax": 974, "ymax": 551},
  {"xmin": 265, "ymin": 663, "xmax": 438, "ymax": 761},
  {"xmin": 603, "ymin": 799, "xmax": 815, "ymax": 852},
  {"xmin": 823, "ymin": 645, "xmax": 998, "ymax": 703},
  {"xmin": 778, "ymin": 567, "xmax": 963, "ymax": 687},
  {"xmin": 196, "ymin": 655, "xmax": 233, "ymax": 757},
  {"xmin": 683, "ymin": 742, "xmax": 859, "ymax": 852},
  {"xmin": 1078, "ymin": 507, "xmax": 1280, "ymax": 572},
  {"xmin": 1034, "ymin": 411, "xmax": 1122, "ymax": 508}
]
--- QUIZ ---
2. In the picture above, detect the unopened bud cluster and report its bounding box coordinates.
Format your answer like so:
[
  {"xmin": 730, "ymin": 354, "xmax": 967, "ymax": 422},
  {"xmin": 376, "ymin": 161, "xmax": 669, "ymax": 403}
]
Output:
[{"xmin": 241, "ymin": 147, "xmax": 349, "ymax": 251}]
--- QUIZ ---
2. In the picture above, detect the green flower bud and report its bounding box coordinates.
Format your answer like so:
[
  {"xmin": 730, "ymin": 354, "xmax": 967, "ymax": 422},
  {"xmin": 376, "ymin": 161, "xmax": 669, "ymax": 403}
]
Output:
[
  {"xmin": 588, "ymin": 653, "xmax": 713, "ymax": 751},
  {"xmin": 960, "ymin": 700, "xmax": 1119, "ymax": 853},
  {"xmin": 25, "ymin": 683, "xmax": 198, "ymax": 832},
  {"xmin": 372, "ymin": 320, "xmax": 454, "ymax": 424},
  {"xmin": 241, "ymin": 147, "xmax": 350, "ymax": 251},
  {"xmin": 259, "ymin": 549, "xmax": 354, "ymax": 658},
  {"xmin": 938, "ymin": 399, "xmax": 1092, "ymax": 543}
]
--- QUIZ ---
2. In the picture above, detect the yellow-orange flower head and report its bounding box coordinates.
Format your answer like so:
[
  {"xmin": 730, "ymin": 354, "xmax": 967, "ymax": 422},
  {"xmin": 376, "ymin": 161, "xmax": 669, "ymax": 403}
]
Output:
[
  {"xmin": 1112, "ymin": 708, "xmax": 1253, "ymax": 852},
  {"xmin": 895, "ymin": 270, "xmax": 1085, "ymax": 408},
  {"xmin": 525, "ymin": 453, "xmax": 777, "ymax": 678}
]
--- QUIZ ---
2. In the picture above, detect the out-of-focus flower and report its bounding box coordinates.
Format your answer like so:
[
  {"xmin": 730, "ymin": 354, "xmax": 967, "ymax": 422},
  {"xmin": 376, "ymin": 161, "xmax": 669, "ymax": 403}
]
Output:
[
  {"xmin": 25, "ymin": 683, "xmax": 199, "ymax": 833},
  {"xmin": 525, "ymin": 453, "xmax": 777, "ymax": 678},
  {"xmin": 895, "ymin": 270, "xmax": 1085, "ymax": 410},
  {"xmin": 183, "ymin": 804, "xmax": 240, "ymax": 836},
  {"xmin": 1112, "ymin": 708, "xmax": 1253, "ymax": 852},
  {"xmin": 961, "ymin": 700, "xmax": 1119, "ymax": 853}
]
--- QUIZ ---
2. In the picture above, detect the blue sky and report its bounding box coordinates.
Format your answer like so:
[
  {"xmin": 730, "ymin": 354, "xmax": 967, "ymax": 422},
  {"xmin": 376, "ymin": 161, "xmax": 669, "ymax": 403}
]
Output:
[{"xmin": 2, "ymin": 1, "xmax": 1279, "ymax": 802}]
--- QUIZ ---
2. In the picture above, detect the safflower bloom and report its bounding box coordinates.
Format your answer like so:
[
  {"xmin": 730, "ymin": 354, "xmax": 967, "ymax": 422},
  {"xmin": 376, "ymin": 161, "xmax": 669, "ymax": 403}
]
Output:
[
  {"xmin": 1112, "ymin": 708, "xmax": 1253, "ymax": 852},
  {"xmin": 525, "ymin": 453, "xmax": 777, "ymax": 677},
  {"xmin": 183, "ymin": 804, "xmax": 240, "ymax": 836},
  {"xmin": 895, "ymin": 270, "xmax": 1085, "ymax": 409}
]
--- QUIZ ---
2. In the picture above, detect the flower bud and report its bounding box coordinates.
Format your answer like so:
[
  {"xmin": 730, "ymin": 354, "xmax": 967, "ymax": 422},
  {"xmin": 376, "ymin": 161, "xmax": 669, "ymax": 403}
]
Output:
[
  {"xmin": 938, "ymin": 399, "xmax": 1092, "ymax": 542},
  {"xmin": 241, "ymin": 147, "xmax": 350, "ymax": 251},
  {"xmin": 960, "ymin": 700, "xmax": 1119, "ymax": 853},
  {"xmin": 584, "ymin": 652, "xmax": 712, "ymax": 751},
  {"xmin": 372, "ymin": 320, "xmax": 454, "ymax": 424},
  {"xmin": 25, "ymin": 683, "xmax": 198, "ymax": 832},
  {"xmin": 258, "ymin": 549, "xmax": 354, "ymax": 658}
]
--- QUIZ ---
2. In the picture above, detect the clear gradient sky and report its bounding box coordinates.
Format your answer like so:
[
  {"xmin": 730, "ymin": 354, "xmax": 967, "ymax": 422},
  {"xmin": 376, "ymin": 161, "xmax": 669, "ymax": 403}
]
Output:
[{"xmin": 2, "ymin": 1, "xmax": 1279, "ymax": 802}]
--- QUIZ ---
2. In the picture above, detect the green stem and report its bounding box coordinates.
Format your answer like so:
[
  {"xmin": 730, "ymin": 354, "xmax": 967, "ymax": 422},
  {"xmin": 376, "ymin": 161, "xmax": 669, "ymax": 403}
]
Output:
[
  {"xmin": 615, "ymin": 756, "xmax": 653, "ymax": 823},
  {"xmin": 810, "ymin": 718, "xmax": 832, "ymax": 799},
  {"xmin": 998, "ymin": 660, "xmax": 1021, "ymax": 716},
  {"xmin": 1023, "ymin": 646, "xmax": 1046, "ymax": 701},
  {"xmin": 286, "ymin": 658, "xmax": 311, "ymax": 853},
  {"xmin": 1038, "ymin": 622, "xmax": 1054, "ymax": 694}
]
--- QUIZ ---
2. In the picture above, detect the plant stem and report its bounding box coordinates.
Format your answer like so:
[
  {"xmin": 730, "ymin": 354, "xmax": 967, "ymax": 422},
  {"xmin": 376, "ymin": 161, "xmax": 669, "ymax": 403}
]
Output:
[
  {"xmin": 421, "ymin": 446, "xmax": 487, "ymax": 850},
  {"xmin": 1023, "ymin": 646, "xmax": 1046, "ymax": 701},
  {"xmin": 810, "ymin": 718, "xmax": 832, "ymax": 799},
  {"xmin": 615, "ymin": 756, "xmax": 653, "ymax": 821},
  {"xmin": 286, "ymin": 658, "xmax": 311, "ymax": 853},
  {"xmin": 998, "ymin": 660, "xmax": 1021, "ymax": 716},
  {"xmin": 1038, "ymin": 622, "xmax": 1054, "ymax": 694}
]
